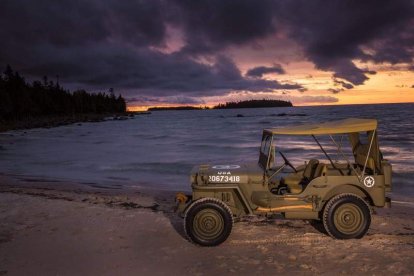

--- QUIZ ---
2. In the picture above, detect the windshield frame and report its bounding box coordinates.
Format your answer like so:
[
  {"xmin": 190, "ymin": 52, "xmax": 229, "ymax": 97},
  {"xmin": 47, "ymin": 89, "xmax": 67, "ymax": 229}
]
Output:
[{"xmin": 259, "ymin": 133, "xmax": 274, "ymax": 170}]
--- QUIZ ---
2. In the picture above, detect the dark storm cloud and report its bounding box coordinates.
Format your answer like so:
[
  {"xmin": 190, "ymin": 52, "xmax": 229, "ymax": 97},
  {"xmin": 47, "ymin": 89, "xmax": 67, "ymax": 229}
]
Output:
[
  {"xmin": 18, "ymin": 44, "xmax": 301, "ymax": 97},
  {"xmin": 0, "ymin": 0, "xmax": 304, "ymax": 98},
  {"xmin": 333, "ymin": 79, "xmax": 354, "ymax": 90},
  {"xmin": 0, "ymin": 0, "xmax": 170, "ymax": 83},
  {"xmin": 171, "ymin": 0, "xmax": 413, "ymax": 88},
  {"xmin": 276, "ymin": 0, "xmax": 414, "ymax": 86},
  {"xmin": 0, "ymin": 0, "xmax": 166, "ymax": 48},
  {"xmin": 170, "ymin": 0, "xmax": 277, "ymax": 54},
  {"xmin": 328, "ymin": 88, "xmax": 344, "ymax": 94},
  {"xmin": 246, "ymin": 64, "xmax": 285, "ymax": 77},
  {"xmin": 0, "ymin": 0, "xmax": 413, "ymax": 99}
]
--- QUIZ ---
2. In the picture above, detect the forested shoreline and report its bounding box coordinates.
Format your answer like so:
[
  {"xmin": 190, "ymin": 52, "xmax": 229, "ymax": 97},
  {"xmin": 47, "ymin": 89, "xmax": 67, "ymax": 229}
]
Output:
[
  {"xmin": 214, "ymin": 99, "xmax": 292, "ymax": 109},
  {"xmin": 0, "ymin": 65, "xmax": 127, "ymax": 131},
  {"xmin": 148, "ymin": 99, "xmax": 293, "ymax": 111}
]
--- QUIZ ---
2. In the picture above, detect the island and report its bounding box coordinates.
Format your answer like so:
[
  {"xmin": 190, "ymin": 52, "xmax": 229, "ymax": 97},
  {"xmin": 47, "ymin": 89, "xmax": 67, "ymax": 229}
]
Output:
[
  {"xmin": 213, "ymin": 99, "xmax": 292, "ymax": 109},
  {"xmin": 147, "ymin": 99, "xmax": 293, "ymax": 111}
]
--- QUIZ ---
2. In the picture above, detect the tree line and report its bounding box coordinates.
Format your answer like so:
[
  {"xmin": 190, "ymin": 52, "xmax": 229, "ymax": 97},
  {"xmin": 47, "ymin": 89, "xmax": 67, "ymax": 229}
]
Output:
[
  {"xmin": 147, "ymin": 99, "xmax": 294, "ymax": 111},
  {"xmin": 0, "ymin": 65, "xmax": 126, "ymax": 120},
  {"xmin": 214, "ymin": 99, "xmax": 293, "ymax": 109}
]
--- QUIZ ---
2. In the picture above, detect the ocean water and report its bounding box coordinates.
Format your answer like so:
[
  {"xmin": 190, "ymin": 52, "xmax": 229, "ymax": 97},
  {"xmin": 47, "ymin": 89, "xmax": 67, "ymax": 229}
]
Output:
[{"xmin": 0, "ymin": 103, "xmax": 413, "ymax": 196}]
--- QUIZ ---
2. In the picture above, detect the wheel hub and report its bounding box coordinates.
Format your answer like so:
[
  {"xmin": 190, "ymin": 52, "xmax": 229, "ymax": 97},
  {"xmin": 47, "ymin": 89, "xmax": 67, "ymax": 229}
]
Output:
[
  {"xmin": 334, "ymin": 203, "xmax": 363, "ymax": 235},
  {"xmin": 203, "ymin": 218, "xmax": 215, "ymax": 230},
  {"xmin": 193, "ymin": 208, "xmax": 224, "ymax": 240}
]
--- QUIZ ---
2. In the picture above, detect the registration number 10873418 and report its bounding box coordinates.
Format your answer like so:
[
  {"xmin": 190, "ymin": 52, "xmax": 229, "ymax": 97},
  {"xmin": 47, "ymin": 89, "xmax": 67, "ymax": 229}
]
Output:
[{"xmin": 208, "ymin": 175, "xmax": 240, "ymax": 183}]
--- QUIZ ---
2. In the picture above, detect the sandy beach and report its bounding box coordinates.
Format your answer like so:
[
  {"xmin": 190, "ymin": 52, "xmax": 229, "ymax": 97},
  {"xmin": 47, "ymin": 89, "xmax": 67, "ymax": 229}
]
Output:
[{"xmin": 1, "ymin": 174, "xmax": 413, "ymax": 275}]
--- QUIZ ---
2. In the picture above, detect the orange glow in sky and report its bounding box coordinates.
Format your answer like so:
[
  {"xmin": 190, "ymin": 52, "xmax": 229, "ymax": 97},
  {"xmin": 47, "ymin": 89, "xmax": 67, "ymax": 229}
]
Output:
[{"xmin": 128, "ymin": 63, "xmax": 414, "ymax": 111}]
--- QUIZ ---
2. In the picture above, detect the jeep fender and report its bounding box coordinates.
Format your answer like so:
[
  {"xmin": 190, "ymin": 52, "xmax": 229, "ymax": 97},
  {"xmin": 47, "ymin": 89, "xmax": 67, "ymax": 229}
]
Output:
[
  {"xmin": 190, "ymin": 185, "xmax": 253, "ymax": 216},
  {"xmin": 322, "ymin": 184, "xmax": 371, "ymax": 209}
]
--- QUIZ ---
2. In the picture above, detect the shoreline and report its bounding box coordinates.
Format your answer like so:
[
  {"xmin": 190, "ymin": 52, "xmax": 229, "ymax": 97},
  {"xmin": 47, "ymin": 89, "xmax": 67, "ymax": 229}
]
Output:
[
  {"xmin": 0, "ymin": 112, "xmax": 143, "ymax": 132},
  {"xmin": 1, "ymin": 173, "xmax": 414, "ymax": 274}
]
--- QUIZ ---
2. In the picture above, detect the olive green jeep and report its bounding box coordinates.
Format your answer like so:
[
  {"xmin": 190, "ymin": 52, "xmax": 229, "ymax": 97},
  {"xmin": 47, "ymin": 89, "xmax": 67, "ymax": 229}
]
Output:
[{"xmin": 176, "ymin": 118, "xmax": 392, "ymax": 246}]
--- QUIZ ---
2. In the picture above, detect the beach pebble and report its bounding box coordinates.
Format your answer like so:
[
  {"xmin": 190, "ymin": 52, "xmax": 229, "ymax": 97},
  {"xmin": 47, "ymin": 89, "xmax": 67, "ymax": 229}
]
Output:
[
  {"xmin": 264, "ymin": 256, "xmax": 274, "ymax": 264},
  {"xmin": 288, "ymin": 254, "xmax": 297, "ymax": 261},
  {"xmin": 387, "ymin": 262, "xmax": 404, "ymax": 274},
  {"xmin": 250, "ymin": 259, "xmax": 261, "ymax": 265}
]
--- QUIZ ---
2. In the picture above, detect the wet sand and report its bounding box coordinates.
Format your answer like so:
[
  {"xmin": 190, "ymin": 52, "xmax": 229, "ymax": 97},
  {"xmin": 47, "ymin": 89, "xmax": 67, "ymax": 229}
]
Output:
[{"xmin": 1, "ymin": 174, "xmax": 414, "ymax": 275}]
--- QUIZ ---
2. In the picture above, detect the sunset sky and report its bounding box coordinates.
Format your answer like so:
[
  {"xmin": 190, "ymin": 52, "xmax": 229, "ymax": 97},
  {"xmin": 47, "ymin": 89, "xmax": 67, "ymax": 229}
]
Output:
[{"xmin": 1, "ymin": 0, "xmax": 413, "ymax": 110}]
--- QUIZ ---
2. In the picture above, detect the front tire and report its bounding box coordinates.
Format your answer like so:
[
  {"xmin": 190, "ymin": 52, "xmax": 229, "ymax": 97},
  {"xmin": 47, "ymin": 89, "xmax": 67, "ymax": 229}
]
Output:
[
  {"xmin": 184, "ymin": 198, "xmax": 233, "ymax": 246},
  {"xmin": 323, "ymin": 193, "xmax": 371, "ymax": 239}
]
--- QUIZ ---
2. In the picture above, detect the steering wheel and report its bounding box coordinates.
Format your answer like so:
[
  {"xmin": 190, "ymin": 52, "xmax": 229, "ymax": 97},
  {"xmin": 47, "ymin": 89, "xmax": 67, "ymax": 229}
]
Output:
[{"xmin": 279, "ymin": 151, "xmax": 297, "ymax": 173}]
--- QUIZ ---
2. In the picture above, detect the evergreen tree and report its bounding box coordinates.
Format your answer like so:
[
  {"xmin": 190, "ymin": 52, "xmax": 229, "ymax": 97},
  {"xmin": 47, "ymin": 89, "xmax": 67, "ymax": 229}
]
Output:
[{"xmin": 0, "ymin": 65, "xmax": 127, "ymax": 120}]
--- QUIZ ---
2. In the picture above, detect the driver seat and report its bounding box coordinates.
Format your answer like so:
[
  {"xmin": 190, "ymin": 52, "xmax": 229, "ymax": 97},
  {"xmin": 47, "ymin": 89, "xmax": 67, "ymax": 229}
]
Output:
[{"xmin": 283, "ymin": 159, "xmax": 319, "ymax": 194}]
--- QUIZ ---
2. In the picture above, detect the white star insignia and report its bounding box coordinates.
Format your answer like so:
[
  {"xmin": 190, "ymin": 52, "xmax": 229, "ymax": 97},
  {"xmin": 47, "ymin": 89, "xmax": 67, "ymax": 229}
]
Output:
[{"xmin": 364, "ymin": 176, "xmax": 375, "ymax": 187}]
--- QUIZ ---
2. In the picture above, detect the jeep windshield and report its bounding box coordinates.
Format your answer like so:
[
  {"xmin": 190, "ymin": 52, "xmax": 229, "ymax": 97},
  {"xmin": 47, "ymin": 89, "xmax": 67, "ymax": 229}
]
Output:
[{"xmin": 259, "ymin": 133, "xmax": 274, "ymax": 170}]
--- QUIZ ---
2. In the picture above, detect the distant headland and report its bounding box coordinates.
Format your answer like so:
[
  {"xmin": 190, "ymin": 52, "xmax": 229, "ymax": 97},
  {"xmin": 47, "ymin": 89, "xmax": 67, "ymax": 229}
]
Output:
[{"xmin": 148, "ymin": 99, "xmax": 293, "ymax": 111}]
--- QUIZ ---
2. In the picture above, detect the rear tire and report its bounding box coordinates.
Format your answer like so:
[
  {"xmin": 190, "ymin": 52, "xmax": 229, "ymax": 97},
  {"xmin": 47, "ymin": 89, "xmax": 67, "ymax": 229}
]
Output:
[
  {"xmin": 323, "ymin": 193, "xmax": 371, "ymax": 239},
  {"xmin": 184, "ymin": 198, "xmax": 233, "ymax": 246}
]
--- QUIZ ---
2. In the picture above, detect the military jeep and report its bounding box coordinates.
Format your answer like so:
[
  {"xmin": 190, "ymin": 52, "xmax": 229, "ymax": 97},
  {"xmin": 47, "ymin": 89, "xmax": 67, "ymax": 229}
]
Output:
[{"xmin": 176, "ymin": 118, "xmax": 392, "ymax": 246}]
